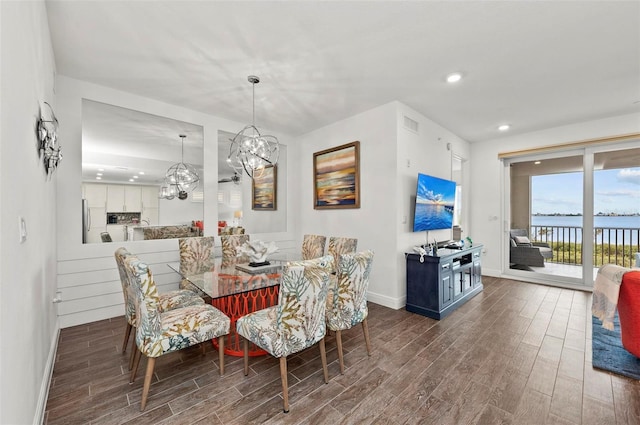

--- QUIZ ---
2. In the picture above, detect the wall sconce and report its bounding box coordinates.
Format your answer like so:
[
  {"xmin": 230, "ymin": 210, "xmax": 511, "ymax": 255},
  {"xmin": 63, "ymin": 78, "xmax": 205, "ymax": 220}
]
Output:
[{"xmin": 37, "ymin": 101, "xmax": 62, "ymax": 180}]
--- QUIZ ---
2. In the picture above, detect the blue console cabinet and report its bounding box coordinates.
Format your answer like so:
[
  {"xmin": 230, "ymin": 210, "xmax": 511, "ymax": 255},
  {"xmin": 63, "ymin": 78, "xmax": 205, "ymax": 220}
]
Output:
[{"xmin": 405, "ymin": 244, "xmax": 483, "ymax": 320}]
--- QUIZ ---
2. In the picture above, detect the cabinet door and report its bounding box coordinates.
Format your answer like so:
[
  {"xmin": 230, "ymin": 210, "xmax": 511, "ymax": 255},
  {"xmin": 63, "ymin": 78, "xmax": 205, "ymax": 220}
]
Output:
[
  {"xmin": 83, "ymin": 183, "xmax": 107, "ymax": 208},
  {"xmin": 108, "ymin": 225, "xmax": 127, "ymax": 242},
  {"xmin": 472, "ymin": 251, "xmax": 482, "ymax": 288},
  {"xmin": 452, "ymin": 268, "xmax": 464, "ymax": 300},
  {"xmin": 141, "ymin": 186, "xmax": 159, "ymax": 211},
  {"xmin": 124, "ymin": 186, "xmax": 141, "ymax": 212},
  {"xmin": 441, "ymin": 271, "xmax": 453, "ymax": 307},
  {"xmin": 106, "ymin": 185, "xmax": 125, "ymax": 211},
  {"xmin": 462, "ymin": 266, "xmax": 473, "ymax": 293},
  {"xmin": 440, "ymin": 261, "xmax": 454, "ymax": 307}
]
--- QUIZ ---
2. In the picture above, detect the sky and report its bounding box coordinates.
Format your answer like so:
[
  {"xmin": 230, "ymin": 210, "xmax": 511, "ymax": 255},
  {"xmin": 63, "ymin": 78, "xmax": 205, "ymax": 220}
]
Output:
[{"xmin": 532, "ymin": 167, "xmax": 640, "ymax": 215}]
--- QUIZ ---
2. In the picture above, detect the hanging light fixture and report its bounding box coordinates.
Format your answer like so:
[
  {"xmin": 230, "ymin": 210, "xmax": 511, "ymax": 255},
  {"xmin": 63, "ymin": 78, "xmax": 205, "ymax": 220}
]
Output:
[
  {"xmin": 165, "ymin": 134, "xmax": 200, "ymax": 200},
  {"xmin": 158, "ymin": 183, "xmax": 178, "ymax": 200},
  {"xmin": 227, "ymin": 75, "xmax": 279, "ymax": 179}
]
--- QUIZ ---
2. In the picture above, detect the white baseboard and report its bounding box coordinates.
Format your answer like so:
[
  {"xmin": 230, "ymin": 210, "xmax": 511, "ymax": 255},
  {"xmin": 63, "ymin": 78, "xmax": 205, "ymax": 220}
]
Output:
[
  {"xmin": 34, "ymin": 319, "xmax": 60, "ymax": 425},
  {"xmin": 368, "ymin": 291, "xmax": 405, "ymax": 310}
]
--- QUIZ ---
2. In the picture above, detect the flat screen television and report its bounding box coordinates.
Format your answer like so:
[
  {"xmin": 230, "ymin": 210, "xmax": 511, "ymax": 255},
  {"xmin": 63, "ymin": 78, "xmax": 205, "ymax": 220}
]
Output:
[{"xmin": 413, "ymin": 173, "xmax": 456, "ymax": 232}]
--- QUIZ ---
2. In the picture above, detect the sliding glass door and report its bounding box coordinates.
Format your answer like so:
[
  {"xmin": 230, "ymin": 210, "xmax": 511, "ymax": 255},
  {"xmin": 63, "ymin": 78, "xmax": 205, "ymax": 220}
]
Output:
[
  {"xmin": 508, "ymin": 154, "xmax": 585, "ymax": 283},
  {"xmin": 505, "ymin": 142, "xmax": 640, "ymax": 288}
]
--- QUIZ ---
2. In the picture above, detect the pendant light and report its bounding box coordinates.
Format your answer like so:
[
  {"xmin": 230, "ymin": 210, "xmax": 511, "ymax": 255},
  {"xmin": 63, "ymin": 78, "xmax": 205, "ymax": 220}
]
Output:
[
  {"xmin": 165, "ymin": 134, "xmax": 200, "ymax": 199},
  {"xmin": 227, "ymin": 75, "xmax": 279, "ymax": 179}
]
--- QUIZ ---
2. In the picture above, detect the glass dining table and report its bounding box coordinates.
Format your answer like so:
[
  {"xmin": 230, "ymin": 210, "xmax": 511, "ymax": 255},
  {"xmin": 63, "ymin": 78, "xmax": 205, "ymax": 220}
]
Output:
[{"xmin": 168, "ymin": 258, "xmax": 284, "ymax": 357}]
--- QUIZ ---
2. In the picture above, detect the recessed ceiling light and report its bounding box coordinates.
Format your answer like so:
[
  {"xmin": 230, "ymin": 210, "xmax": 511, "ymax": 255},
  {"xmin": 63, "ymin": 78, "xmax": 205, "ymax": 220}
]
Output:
[
  {"xmin": 498, "ymin": 124, "xmax": 510, "ymax": 131},
  {"xmin": 446, "ymin": 73, "xmax": 462, "ymax": 83},
  {"xmin": 138, "ymin": 171, "xmax": 145, "ymax": 175},
  {"xmin": 133, "ymin": 175, "xmax": 139, "ymax": 179},
  {"xmin": 129, "ymin": 179, "xmax": 134, "ymax": 182},
  {"xmin": 96, "ymin": 173, "xmax": 103, "ymax": 176},
  {"xmin": 98, "ymin": 168, "xmax": 104, "ymax": 172},
  {"xmin": 534, "ymin": 161, "xmax": 541, "ymax": 165},
  {"xmin": 96, "ymin": 176, "xmax": 102, "ymax": 180}
]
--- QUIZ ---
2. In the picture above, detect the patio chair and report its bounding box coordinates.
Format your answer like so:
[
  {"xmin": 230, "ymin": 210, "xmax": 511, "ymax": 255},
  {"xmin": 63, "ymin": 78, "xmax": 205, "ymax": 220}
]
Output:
[{"xmin": 509, "ymin": 229, "xmax": 553, "ymax": 267}]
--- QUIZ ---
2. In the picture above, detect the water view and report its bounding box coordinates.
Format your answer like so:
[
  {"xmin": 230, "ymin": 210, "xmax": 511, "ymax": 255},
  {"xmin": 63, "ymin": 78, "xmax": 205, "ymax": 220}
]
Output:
[{"xmin": 531, "ymin": 215, "xmax": 640, "ymax": 244}]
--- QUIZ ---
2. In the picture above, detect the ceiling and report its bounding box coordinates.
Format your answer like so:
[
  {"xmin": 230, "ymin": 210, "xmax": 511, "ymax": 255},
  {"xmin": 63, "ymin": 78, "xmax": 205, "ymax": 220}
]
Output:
[{"xmin": 46, "ymin": 1, "xmax": 640, "ymax": 144}]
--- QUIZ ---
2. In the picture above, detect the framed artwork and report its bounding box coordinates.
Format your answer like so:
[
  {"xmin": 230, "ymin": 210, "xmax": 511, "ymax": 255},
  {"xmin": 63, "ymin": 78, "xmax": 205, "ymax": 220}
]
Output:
[
  {"xmin": 313, "ymin": 141, "xmax": 360, "ymax": 209},
  {"xmin": 252, "ymin": 165, "xmax": 277, "ymax": 210}
]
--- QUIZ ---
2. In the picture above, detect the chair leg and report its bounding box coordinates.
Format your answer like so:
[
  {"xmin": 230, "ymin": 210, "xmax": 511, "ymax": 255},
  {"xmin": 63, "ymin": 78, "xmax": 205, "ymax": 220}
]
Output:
[
  {"xmin": 218, "ymin": 335, "xmax": 225, "ymax": 375},
  {"xmin": 279, "ymin": 356, "xmax": 289, "ymax": 413},
  {"xmin": 319, "ymin": 337, "xmax": 329, "ymax": 383},
  {"xmin": 128, "ymin": 337, "xmax": 136, "ymax": 370},
  {"xmin": 122, "ymin": 322, "xmax": 133, "ymax": 353},
  {"xmin": 335, "ymin": 330, "xmax": 345, "ymax": 374},
  {"xmin": 140, "ymin": 357, "xmax": 156, "ymax": 411},
  {"xmin": 201, "ymin": 342, "xmax": 206, "ymax": 356},
  {"xmin": 243, "ymin": 338, "xmax": 249, "ymax": 376},
  {"xmin": 129, "ymin": 348, "xmax": 142, "ymax": 383},
  {"xmin": 361, "ymin": 319, "xmax": 372, "ymax": 356}
]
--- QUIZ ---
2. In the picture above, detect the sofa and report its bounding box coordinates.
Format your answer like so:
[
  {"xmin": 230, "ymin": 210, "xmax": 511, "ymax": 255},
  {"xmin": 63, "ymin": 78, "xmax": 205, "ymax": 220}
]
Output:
[
  {"xmin": 509, "ymin": 229, "xmax": 553, "ymax": 267},
  {"xmin": 617, "ymin": 269, "xmax": 640, "ymax": 357}
]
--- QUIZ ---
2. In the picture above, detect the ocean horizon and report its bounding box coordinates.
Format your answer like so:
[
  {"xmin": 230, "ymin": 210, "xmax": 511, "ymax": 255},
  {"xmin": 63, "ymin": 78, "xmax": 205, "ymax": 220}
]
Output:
[{"xmin": 531, "ymin": 215, "xmax": 640, "ymax": 244}]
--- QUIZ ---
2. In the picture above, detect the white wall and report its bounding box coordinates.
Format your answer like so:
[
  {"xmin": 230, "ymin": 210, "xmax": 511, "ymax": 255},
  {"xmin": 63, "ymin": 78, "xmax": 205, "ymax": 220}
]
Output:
[
  {"xmin": 0, "ymin": 1, "xmax": 58, "ymax": 424},
  {"xmin": 469, "ymin": 112, "xmax": 640, "ymax": 278},
  {"xmin": 395, "ymin": 102, "xmax": 471, "ymax": 303},
  {"xmin": 296, "ymin": 101, "xmax": 471, "ymax": 308},
  {"xmin": 54, "ymin": 76, "xmax": 297, "ymax": 328}
]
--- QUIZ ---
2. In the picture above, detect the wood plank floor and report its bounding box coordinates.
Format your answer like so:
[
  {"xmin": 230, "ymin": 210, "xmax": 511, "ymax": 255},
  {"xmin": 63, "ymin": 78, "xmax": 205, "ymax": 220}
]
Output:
[{"xmin": 44, "ymin": 277, "xmax": 640, "ymax": 425}]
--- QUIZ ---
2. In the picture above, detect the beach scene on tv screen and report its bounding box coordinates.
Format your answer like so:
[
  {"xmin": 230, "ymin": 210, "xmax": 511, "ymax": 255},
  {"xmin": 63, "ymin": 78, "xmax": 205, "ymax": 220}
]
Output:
[{"xmin": 414, "ymin": 174, "xmax": 456, "ymax": 232}]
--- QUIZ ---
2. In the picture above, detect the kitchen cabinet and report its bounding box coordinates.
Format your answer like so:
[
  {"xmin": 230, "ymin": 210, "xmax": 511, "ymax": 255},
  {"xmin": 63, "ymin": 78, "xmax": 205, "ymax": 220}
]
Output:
[
  {"xmin": 107, "ymin": 185, "xmax": 141, "ymax": 212},
  {"xmin": 83, "ymin": 183, "xmax": 107, "ymax": 207},
  {"xmin": 106, "ymin": 224, "xmax": 128, "ymax": 242},
  {"xmin": 141, "ymin": 186, "xmax": 159, "ymax": 210},
  {"xmin": 140, "ymin": 186, "xmax": 159, "ymax": 225}
]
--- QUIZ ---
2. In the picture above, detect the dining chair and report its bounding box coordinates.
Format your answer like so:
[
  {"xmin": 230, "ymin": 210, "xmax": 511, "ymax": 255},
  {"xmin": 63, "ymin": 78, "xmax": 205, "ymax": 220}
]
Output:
[
  {"xmin": 124, "ymin": 254, "xmax": 230, "ymax": 411},
  {"xmin": 328, "ymin": 236, "xmax": 358, "ymax": 271},
  {"xmin": 178, "ymin": 236, "xmax": 216, "ymax": 299},
  {"xmin": 221, "ymin": 234, "xmax": 250, "ymax": 262},
  {"xmin": 236, "ymin": 255, "xmax": 333, "ymax": 413},
  {"xmin": 114, "ymin": 247, "xmax": 205, "ymax": 369},
  {"xmin": 325, "ymin": 250, "xmax": 375, "ymax": 374},
  {"xmin": 301, "ymin": 234, "xmax": 327, "ymax": 260}
]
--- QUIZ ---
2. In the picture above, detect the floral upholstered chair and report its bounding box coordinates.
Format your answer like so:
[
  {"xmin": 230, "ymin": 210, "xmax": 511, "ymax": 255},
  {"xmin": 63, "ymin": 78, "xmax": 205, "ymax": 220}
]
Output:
[
  {"xmin": 326, "ymin": 250, "xmax": 375, "ymax": 374},
  {"xmin": 328, "ymin": 236, "xmax": 358, "ymax": 272},
  {"xmin": 236, "ymin": 255, "xmax": 333, "ymax": 413},
  {"xmin": 301, "ymin": 234, "xmax": 327, "ymax": 260},
  {"xmin": 124, "ymin": 255, "xmax": 230, "ymax": 411},
  {"xmin": 178, "ymin": 236, "xmax": 216, "ymax": 299},
  {"xmin": 114, "ymin": 247, "xmax": 204, "ymax": 369},
  {"xmin": 221, "ymin": 234, "xmax": 250, "ymax": 262}
]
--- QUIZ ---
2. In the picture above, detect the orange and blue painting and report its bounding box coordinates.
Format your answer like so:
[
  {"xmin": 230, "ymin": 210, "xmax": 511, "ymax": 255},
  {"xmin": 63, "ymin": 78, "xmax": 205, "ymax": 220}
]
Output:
[
  {"xmin": 252, "ymin": 165, "xmax": 276, "ymax": 210},
  {"xmin": 314, "ymin": 141, "xmax": 360, "ymax": 209}
]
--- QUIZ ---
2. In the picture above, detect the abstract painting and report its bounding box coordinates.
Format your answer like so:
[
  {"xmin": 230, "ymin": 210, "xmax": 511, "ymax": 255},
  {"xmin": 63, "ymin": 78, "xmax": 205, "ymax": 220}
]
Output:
[
  {"xmin": 313, "ymin": 141, "xmax": 360, "ymax": 209},
  {"xmin": 252, "ymin": 165, "xmax": 277, "ymax": 210}
]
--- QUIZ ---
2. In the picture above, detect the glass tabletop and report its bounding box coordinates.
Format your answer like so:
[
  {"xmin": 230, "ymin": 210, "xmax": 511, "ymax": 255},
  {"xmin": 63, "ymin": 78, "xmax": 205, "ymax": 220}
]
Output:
[{"xmin": 167, "ymin": 258, "xmax": 282, "ymax": 300}]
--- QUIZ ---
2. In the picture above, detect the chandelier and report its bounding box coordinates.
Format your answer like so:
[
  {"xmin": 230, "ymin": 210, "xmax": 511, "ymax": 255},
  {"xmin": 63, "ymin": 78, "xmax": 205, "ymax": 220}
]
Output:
[
  {"xmin": 227, "ymin": 75, "xmax": 279, "ymax": 179},
  {"xmin": 165, "ymin": 134, "xmax": 200, "ymax": 200}
]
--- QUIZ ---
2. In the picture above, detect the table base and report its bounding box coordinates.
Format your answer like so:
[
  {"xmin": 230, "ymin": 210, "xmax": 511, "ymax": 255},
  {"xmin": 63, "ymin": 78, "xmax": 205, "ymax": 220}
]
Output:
[{"xmin": 212, "ymin": 285, "xmax": 280, "ymax": 356}]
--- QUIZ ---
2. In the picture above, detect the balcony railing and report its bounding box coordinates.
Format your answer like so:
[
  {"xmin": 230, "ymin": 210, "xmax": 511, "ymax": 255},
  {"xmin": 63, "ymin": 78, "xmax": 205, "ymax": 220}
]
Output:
[{"xmin": 530, "ymin": 225, "xmax": 640, "ymax": 268}]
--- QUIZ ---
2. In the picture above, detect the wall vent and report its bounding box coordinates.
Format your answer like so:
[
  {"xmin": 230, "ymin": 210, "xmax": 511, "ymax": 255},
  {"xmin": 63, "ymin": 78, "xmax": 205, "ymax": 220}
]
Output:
[{"xmin": 403, "ymin": 116, "xmax": 419, "ymax": 133}]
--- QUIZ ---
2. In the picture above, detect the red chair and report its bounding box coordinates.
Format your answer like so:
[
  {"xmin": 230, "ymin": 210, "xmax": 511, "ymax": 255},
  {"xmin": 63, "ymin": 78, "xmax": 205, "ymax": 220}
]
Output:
[{"xmin": 617, "ymin": 270, "xmax": 640, "ymax": 357}]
